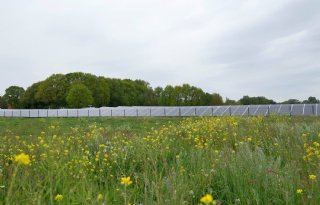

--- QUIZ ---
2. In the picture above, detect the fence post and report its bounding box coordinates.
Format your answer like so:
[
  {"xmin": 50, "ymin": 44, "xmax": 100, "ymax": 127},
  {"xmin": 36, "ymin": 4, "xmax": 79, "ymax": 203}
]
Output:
[
  {"xmin": 57, "ymin": 110, "xmax": 59, "ymax": 117},
  {"xmin": 111, "ymin": 109, "xmax": 113, "ymax": 117},
  {"xmin": 179, "ymin": 107, "xmax": 181, "ymax": 116},
  {"xmin": 164, "ymin": 108, "xmax": 166, "ymax": 117},
  {"xmin": 195, "ymin": 107, "xmax": 197, "ymax": 116},
  {"xmin": 88, "ymin": 109, "xmax": 90, "ymax": 117},
  {"xmin": 29, "ymin": 110, "xmax": 30, "ymax": 118},
  {"xmin": 99, "ymin": 109, "xmax": 101, "ymax": 117},
  {"xmin": 229, "ymin": 107, "xmax": 231, "ymax": 116},
  {"xmin": 312, "ymin": 105, "xmax": 315, "ymax": 116},
  {"xmin": 12, "ymin": 110, "xmax": 13, "ymax": 117},
  {"xmin": 211, "ymin": 107, "xmax": 214, "ymax": 116},
  {"xmin": 67, "ymin": 109, "xmax": 68, "ymax": 117},
  {"xmin": 150, "ymin": 108, "xmax": 152, "ymax": 117},
  {"xmin": 136, "ymin": 109, "xmax": 138, "ymax": 117}
]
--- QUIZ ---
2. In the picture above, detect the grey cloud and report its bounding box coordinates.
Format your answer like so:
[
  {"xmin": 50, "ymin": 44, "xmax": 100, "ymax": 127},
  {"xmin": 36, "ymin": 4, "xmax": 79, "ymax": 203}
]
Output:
[{"xmin": 0, "ymin": 0, "xmax": 319, "ymax": 102}]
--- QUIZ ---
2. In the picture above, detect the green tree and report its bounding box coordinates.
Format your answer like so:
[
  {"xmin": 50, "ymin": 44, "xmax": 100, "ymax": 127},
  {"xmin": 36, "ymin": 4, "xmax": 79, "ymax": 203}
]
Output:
[
  {"xmin": 303, "ymin": 96, "xmax": 319, "ymax": 104},
  {"xmin": 154, "ymin": 87, "xmax": 164, "ymax": 105},
  {"xmin": 0, "ymin": 95, "xmax": 7, "ymax": 108},
  {"xmin": 65, "ymin": 73, "xmax": 110, "ymax": 107},
  {"xmin": 22, "ymin": 82, "xmax": 44, "ymax": 108},
  {"xmin": 2, "ymin": 86, "xmax": 25, "ymax": 108},
  {"xmin": 211, "ymin": 93, "xmax": 224, "ymax": 105},
  {"xmin": 225, "ymin": 98, "xmax": 239, "ymax": 105},
  {"xmin": 240, "ymin": 95, "xmax": 276, "ymax": 105},
  {"xmin": 282, "ymin": 99, "xmax": 301, "ymax": 104},
  {"xmin": 161, "ymin": 85, "xmax": 176, "ymax": 106},
  {"xmin": 66, "ymin": 84, "xmax": 93, "ymax": 108},
  {"xmin": 35, "ymin": 74, "xmax": 69, "ymax": 108}
]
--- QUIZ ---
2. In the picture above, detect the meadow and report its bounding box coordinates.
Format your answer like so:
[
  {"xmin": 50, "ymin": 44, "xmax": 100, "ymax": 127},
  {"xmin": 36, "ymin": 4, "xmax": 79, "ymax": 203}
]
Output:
[{"xmin": 1, "ymin": 116, "xmax": 320, "ymax": 205}]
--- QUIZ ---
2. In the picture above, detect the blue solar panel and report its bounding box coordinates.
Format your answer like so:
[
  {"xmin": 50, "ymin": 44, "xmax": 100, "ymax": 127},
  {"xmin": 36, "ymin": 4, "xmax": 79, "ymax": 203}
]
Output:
[{"xmin": 1, "ymin": 104, "xmax": 320, "ymax": 118}]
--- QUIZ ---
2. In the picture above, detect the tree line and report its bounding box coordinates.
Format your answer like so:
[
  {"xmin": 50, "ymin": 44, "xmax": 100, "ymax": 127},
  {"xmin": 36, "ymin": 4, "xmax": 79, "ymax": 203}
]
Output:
[{"xmin": 0, "ymin": 72, "xmax": 319, "ymax": 109}]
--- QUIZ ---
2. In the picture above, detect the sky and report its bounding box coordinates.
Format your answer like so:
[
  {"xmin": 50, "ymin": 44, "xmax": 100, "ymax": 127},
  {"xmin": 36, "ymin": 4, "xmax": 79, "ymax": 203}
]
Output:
[{"xmin": 0, "ymin": 0, "xmax": 319, "ymax": 102}]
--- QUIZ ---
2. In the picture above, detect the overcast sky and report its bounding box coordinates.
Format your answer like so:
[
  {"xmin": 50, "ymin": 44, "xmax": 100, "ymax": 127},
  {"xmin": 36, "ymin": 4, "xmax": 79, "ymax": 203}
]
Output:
[{"xmin": 0, "ymin": 0, "xmax": 319, "ymax": 102}]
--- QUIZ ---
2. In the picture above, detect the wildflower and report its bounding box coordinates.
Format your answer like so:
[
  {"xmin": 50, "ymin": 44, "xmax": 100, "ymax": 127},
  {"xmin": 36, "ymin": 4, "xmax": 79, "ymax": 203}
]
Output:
[
  {"xmin": 200, "ymin": 194, "xmax": 216, "ymax": 205},
  {"xmin": 296, "ymin": 189, "xmax": 303, "ymax": 194},
  {"xmin": 14, "ymin": 153, "xmax": 31, "ymax": 165},
  {"xmin": 54, "ymin": 194, "xmax": 63, "ymax": 201},
  {"xmin": 121, "ymin": 176, "xmax": 133, "ymax": 186},
  {"xmin": 309, "ymin": 174, "xmax": 317, "ymax": 181},
  {"xmin": 97, "ymin": 193, "xmax": 103, "ymax": 200}
]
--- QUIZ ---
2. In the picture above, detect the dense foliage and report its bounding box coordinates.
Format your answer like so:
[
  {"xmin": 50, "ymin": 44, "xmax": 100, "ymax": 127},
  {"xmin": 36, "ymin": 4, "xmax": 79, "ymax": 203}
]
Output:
[
  {"xmin": 66, "ymin": 83, "xmax": 94, "ymax": 108},
  {"xmin": 0, "ymin": 72, "xmax": 318, "ymax": 108},
  {"xmin": 0, "ymin": 72, "xmax": 224, "ymax": 108}
]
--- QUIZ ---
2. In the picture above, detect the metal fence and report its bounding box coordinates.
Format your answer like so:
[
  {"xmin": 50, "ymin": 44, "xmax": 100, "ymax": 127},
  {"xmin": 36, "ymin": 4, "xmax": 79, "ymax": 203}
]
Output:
[{"xmin": 0, "ymin": 104, "xmax": 319, "ymax": 118}]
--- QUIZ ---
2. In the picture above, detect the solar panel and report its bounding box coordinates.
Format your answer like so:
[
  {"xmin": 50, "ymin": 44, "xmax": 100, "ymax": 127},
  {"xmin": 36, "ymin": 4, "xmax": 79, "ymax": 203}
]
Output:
[
  {"xmin": 165, "ymin": 107, "xmax": 180, "ymax": 116},
  {"xmin": 151, "ymin": 107, "xmax": 166, "ymax": 117},
  {"xmin": 180, "ymin": 107, "xmax": 196, "ymax": 116},
  {"xmin": 1, "ymin": 104, "xmax": 320, "ymax": 118},
  {"xmin": 303, "ymin": 104, "xmax": 314, "ymax": 116},
  {"xmin": 195, "ymin": 107, "xmax": 212, "ymax": 116},
  {"xmin": 291, "ymin": 104, "xmax": 303, "ymax": 116}
]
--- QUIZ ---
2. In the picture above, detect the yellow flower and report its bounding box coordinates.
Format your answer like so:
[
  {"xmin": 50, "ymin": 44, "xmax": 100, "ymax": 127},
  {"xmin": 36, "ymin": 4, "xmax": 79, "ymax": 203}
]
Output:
[
  {"xmin": 121, "ymin": 176, "xmax": 133, "ymax": 186},
  {"xmin": 296, "ymin": 189, "xmax": 303, "ymax": 194},
  {"xmin": 14, "ymin": 153, "xmax": 31, "ymax": 165},
  {"xmin": 200, "ymin": 194, "xmax": 216, "ymax": 205},
  {"xmin": 309, "ymin": 174, "xmax": 317, "ymax": 181},
  {"xmin": 54, "ymin": 194, "xmax": 63, "ymax": 201},
  {"xmin": 97, "ymin": 193, "xmax": 103, "ymax": 201}
]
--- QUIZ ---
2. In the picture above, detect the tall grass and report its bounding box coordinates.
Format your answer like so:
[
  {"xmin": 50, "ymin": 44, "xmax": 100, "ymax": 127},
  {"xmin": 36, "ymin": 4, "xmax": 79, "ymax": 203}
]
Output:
[{"xmin": 1, "ymin": 116, "xmax": 320, "ymax": 204}]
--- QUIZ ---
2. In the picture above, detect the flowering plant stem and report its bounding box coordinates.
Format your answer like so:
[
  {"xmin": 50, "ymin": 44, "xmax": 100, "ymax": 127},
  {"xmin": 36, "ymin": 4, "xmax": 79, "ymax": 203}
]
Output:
[{"xmin": 5, "ymin": 165, "xmax": 19, "ymax": 205}]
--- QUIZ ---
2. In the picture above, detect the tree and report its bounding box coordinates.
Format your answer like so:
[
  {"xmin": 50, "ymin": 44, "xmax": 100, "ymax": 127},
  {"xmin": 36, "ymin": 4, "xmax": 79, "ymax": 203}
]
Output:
[
  {"xmin": 239, "ymin": 95, "xmax": 276, "ymax": 105},
  {"xmin": 0, "ymin": 96, "xmax": 7, "ymax": 108},
  {"xmin": 282, "ymin": 99, "xmax": 301, "ymax": 104},
  {"xmin": 211, "ymin": 93, "xmax": 224, "ymax": 105},
  {"xmin": 65, "ymin": 73, "xmax": 110, "ymax": 107},
  {"xmin": 22, "ymin": 82, "xmax": 44, "ymax": 108},
  {"xmin": 154, "ymin": 87, "xmax": 163, "ymax": 105},
  {"xmin": 161, "ymin": 85, "xmax": 176, "ymax": 106},
  {"xmin": 303, "ymin": 96, "xmax": 319, "ymax": 104},
  {"xmin": 35, "ymin": 74, "xmax": 69, "ymax": 108},
  {"xmin": 2, "ymin": 86, "xmax": 25, "ymax": 108},
  {"xmin": 66, "ymin": 83, "xmax": 93, "ymax": 108},
  {"xmin": 225, "ymin": 98, "xmax": 239, "ymax": 105}
]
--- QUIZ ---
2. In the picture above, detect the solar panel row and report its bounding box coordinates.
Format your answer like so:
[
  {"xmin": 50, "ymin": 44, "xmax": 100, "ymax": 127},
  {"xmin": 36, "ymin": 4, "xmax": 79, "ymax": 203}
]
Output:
[{"xmin": 0, "ymin": 104, "xmax": 319, "ymax": 117}]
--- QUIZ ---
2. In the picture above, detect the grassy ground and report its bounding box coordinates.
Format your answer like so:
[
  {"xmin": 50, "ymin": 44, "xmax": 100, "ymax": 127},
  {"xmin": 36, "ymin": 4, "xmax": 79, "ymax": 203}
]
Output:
[
  {"xmin": 1, "ymin": 116, "xmax": 320, "ymax": 204},
  {"xmin": 0, "ymin": 117, "xmax": 183, "ymax": 136}
]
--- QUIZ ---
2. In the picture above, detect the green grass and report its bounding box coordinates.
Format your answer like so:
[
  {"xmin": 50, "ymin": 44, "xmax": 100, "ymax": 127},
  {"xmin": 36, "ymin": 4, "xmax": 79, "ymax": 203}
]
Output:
[
  {"xmin": 1, "ymin": 116, "xmax": 320, "ymax": 204},
  {"xmin": 0, "ymin": 117, "xmax": 183, "ymax": 136}
]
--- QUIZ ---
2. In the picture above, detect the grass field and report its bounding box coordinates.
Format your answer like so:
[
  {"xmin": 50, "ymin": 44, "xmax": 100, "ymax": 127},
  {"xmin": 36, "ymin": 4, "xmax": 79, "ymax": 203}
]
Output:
[{"xmin": 1, "ymin": 116, "xmax": 320, "ymax": 204}]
